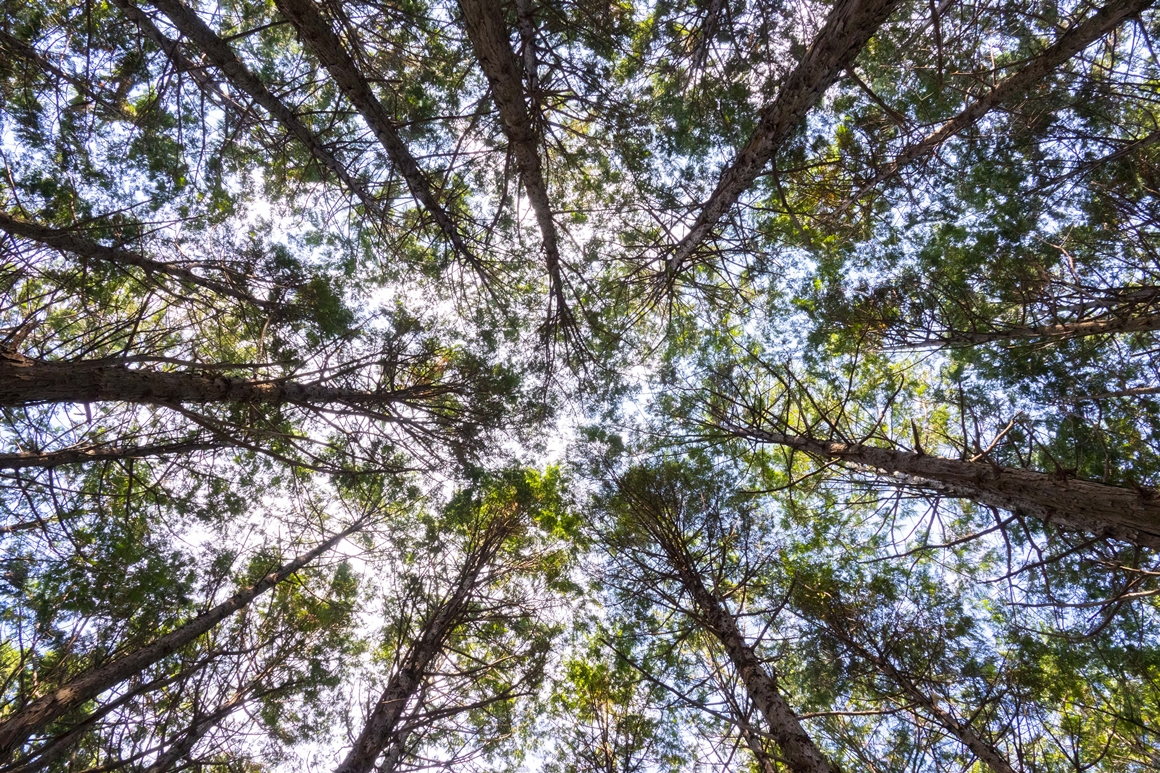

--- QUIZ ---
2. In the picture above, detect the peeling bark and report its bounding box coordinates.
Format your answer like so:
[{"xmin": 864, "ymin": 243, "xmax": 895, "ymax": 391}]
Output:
[
  {"xmin": 0, "ymin": 521, "xmax": 365, "ymax": 762},
  {"xmin": 0, "ymin": 212, "xmax": 271, "ymax": 308},
  {"xmin": 669, "ymin": 0, "xmax": 901, "ymax": 273},
  {"xmin": 273, "ymin": 0, "xmax": 481, "ymax": 274},
  {"xmin": 458, "ymin": 0, "xmax": 569, "ymax": 325}
]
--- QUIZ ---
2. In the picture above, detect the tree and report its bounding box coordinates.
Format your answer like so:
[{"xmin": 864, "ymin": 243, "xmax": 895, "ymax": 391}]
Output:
[
  {"xmin": 0, "ymin": 514, "xmax": 369, "ymax": 763},
  {"xmin": 3, "ymin": 0, "xmax": 1160, "ymax": 769},
  {"xmin": 608, "ymin": 462, "xmax": 839, "ymax": 773}
]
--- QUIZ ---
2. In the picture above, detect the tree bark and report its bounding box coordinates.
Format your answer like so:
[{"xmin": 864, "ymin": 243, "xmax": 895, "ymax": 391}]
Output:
[
  {"xmin": 458, "ymin": 0, "xmax": 569, "ymax": 325},
  {"xmin": 272, "ymin": 0, "xmax": 482, "ymax": 275},
  {"xmin": 894, "ymin": 309, "xmax": 1160, "ymax": 348},
  {"xmin": 668, "ymin": 0, "xmax": 901, "ymax": 273},
  {"xmin": 672, "ymin": 563, "xmax": 839, "ymax": 773},
  {"xmin": 0, "ymin": 520, "xmax": 365, "ymax": 762},
  {"xmin": 0, "ymin": 441, "xmax": 217, "ymax": 471},
  {"xmin": 847, "ymin": 0, "xmax": 1154, "ymax": 204},
  {"xmin": 0, "ymin": 353, "xmax": 451, "ymax": 410},
  {"xmin": 734, "ymin": 426, "xmax": 1160, "ymax": 549},
  {"xmin": 620, "ymin": 483, "xmax": 840, "ymax": 773},
  {"xmin": 137, "ymin": 0, "xmax": 385, "ymax": 221},
  {"xmin": 334, "ymin": 518, "xmax": 513, "ymax": 773},
  {"xmin": 0, "ymin": 212, "xmax": 270, "ymax": 308}
]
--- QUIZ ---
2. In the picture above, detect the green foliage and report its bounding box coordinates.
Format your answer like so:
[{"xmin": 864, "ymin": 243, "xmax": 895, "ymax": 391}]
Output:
[{"xmin": 2, "ymin": 0, "xmax": 1160, "ymax": 770}]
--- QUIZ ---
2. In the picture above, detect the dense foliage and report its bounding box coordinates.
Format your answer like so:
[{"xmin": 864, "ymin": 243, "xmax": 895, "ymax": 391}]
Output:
[{"xmin": 1, "ymin": 0, "xmax": 1159, "ymax": 770}]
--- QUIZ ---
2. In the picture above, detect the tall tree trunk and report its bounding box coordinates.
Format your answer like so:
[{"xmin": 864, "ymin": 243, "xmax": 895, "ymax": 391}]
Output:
[
  {"xmin": 373, "ymin": 725, "xmax": 412, "ymax": 773},
  {"xmin": 334, "ymin": 518, "xmax": 513, "ymax": 773},
  {"xmin": 458, "ymin": 0, "xmax": 569, "ymax": 326},
  {"xmin": 0, "ymin": 520, "xmax": 366, "ymax": 762},
  {"xmin": 271, "ymin": 0, "xmax": 483, "ymax": 277},
  {"xmin": 2, "ymin": 659, "xmax": 219, "ymax": 773},
  {"xmin": 0, "ymin": 353, "xmax": 452, "ymax": 409},
  {"xmin": 0, "ymin": 212, "xmax": 270, "ymax": 308},
  {"xmin": 847, "ymin": 0, "xmax": 1153, "ymax": 204},
  {"xmin": 668, "ymin": 0, "xmax": 901, "ymax": 273},
  {"xmin": 619, "ymin": 483, "xmax": 840, "ymax": 773},
  {"xmin": 142, "ymin": 698, "xmax": 245, "ymax": 773},
  {"xmin": 731, "ymin": 426, "xmax": 1160, "ymax": 548},
  {"xmin": 116, "ymin": 0, "xmax": 385, "ymax": 221}
]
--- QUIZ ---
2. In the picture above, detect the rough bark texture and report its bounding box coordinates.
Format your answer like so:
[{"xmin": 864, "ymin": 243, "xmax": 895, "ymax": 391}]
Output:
[
  {"xmin": 0, "ymin": 441, "xmax": 217, "ymax": 470},
  {"xmin": 741, "ymin": 428, "xmax": 1160, "ymax": 548},
  {"xmin": 0, "ymin": 354, "xmax": 449, "ymax": 409},
  {"xmin": 273, "ymin": 0, "xmax": 480, "ymax": 271},
  {"xmin": 669, "ymin": 0, "xmax": 901, "ymax": 272},
  {"xmin": 458, "ymin": 0, "xmax": 568, "ymax": 322},
  {"xmin": 374, "ymin": 726, "xmax": 412, "ymax": 773},
  {"xmin": 0, "ymin": 212, "xmax": 269, "ymax": 307},
  {"xmin": 0, "ymin": 522, "xmax": 363, "ymax": 762},
  {"xmin": 335, "ymin": 519, "xmax": 512, "ymax": 773},
  {"xmin": 140, "ymin": 0, "xmax": 385, "ymax": 219},
  {"xmin": 849, "ymin": 0, "xmax": 1154, "ymax": 202},
  {"xmin": 826, "ymin": 627, "xmax": 1017, "ymax": 773}
]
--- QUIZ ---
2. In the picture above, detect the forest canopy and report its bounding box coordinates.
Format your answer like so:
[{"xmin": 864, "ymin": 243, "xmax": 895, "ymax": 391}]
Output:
[{"xmin": 2, "ymin": 0, "xmax": 1160, "ymax": 770}]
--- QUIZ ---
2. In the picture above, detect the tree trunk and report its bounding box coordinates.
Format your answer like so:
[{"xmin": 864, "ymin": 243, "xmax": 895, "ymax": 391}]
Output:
[
  {"xmin": 620, "ymin": 483, "xmax": 840, "ymax": 773},
  {"xmin": 0, "ymin": 440, "xmax": 217, "ymax": 471},
  {"xmin": 272, "ymin": 0, "xmax": 482, "ymax": 276},
  {"xmin": 848, "ymin": 0, "xmax": 1153, "ymax": 204},
  {"xmin": 0, "ymin": 354, "xmax": 451, "ymax": 409},
  {"xmin": 373, "ymin": 725, "xmax": 412, "ymax": 773},
  {"xmin": 895, "ymin": 309, "xmax": 1160, "ymax": 349},
  {"xmin": 669, "ymin": 0, "xmax": 901, "ymax": 273},
  {"xmin": 458, "ymin": 0, "xmax": 569, "ymax": 325},
  {"xmin": 136, "ymin": 0, "xmax": 384, "ymax": 221},
  {"xmin": 334, "ymin": 518, "xmax": 513, "ymax": 773},
  {"xmin": 0, "ymin": 212, "xmax": 270, "ymax": 308},
  {"xmin": 0, "ymin": 520, "xmax": 365, "ymax": 762},
  {"xmin": 142, "ymin": 686, "xmax": 260, "ymax": 773},
  {"xmin": 737, "ymin": 427, "xmax": 1160, "ymax": 548},
  {"xmin": 675, "ymin": 563, "xmax": 840, "ymax": 773}
]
